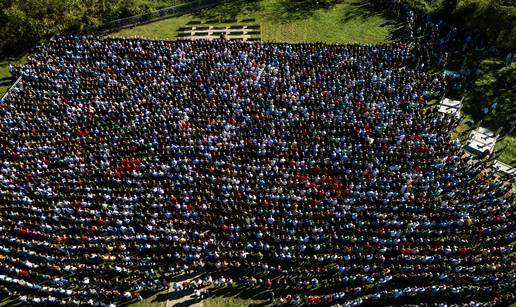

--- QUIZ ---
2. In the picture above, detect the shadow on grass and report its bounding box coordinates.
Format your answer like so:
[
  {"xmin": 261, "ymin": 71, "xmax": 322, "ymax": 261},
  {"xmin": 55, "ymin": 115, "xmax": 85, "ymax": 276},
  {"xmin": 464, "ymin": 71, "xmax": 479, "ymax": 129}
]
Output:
[
  {"xmin": 341, "ymin": 0, "xmax": 375, "ymax": 21},
  {"xmin": 192, "ymin": 0, "xmax": 352, "ymax": 24},
  {"xmin": 0, "ymin": 80, "xmax": 13, "ymax": 87},
  {"xmin": 175, "ymin": 298, "xmax": 202, "ymax": 307},
  {"xmin": 152, "ymin": 290, "xmax": 202, "ymax": 306},
  {"xmin": 0, "ymin": 299, "xmax": 25, "ymax": 307},
  {"xmin": 116, "ymin": 288, "xmax": 163, "ymax": 307},
  {"xmin": 208, "ymin": 285, "xmax": 271, "ymax": 301},
  {"xmin": 461, "ymin": 96, "xmax": 514, "ymax": 133},
  {"xmin": 268, "ymin": 0, "xmax": 344, "ymax": 22},
  {"xmin": 192, "ymin": 0, "xmax": 262, "ymax": 21},
  {"xmin": 341, "ymin": 0, "xmax": 404, "ymax": 41}
]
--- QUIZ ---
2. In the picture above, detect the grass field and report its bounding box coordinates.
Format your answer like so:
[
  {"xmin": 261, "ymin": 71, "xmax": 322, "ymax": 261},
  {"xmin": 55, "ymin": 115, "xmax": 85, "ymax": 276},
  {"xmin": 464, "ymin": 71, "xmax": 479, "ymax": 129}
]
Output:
[
  {"xmin": 113, "ymin": 0, "xmax": 397, "ymax": 44},
  {"xmin": 495, "ymin": 135, "xmax": 515, "ymax": 165},
  {"xmin": 0, "ymin": 55, "xmax": 27, "ymax": 97},
  {"xmin": 204, "ymin": 296, "xmax": 268, "ymax": 307}
]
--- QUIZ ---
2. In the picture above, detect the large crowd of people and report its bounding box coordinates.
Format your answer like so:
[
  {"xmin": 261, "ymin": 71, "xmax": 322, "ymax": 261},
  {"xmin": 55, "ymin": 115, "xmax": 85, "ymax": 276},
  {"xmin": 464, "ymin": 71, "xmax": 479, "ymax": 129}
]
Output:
[{"xmin": 0, "ymin": 3, "xmax": 514, "ymax": 306}]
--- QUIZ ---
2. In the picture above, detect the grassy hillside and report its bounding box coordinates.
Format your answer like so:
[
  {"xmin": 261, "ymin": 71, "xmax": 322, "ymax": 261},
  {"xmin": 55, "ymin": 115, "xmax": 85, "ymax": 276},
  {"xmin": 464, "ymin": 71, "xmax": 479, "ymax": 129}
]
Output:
[{"xmin": 113, "ymin": 0, "xmax": 397, "ymax": 44}]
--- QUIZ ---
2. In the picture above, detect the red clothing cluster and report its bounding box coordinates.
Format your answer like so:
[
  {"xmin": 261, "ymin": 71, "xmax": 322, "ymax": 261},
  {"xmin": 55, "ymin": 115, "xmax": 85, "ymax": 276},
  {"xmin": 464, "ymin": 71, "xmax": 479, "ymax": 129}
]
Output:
[
  {"xmin": 181, "ymin": 121, "xmax": 192, "ymax": 128},
  {"xmin": 17, "ymin": 228, "xmax": 37, "ymax": 236},
  {"xmin": 76, "ymin": 129, "xmax": 90, "ymax": 137},
  {"xmin": 70, "ymin": 201, "xmax": 82, "ymax": 207},
  {"xmin": 112, "ymin": 158, "xmax": 142, "ymax": 177},
  {"xmin": 400, "ymin": 247, "xmax": 413, "ymax": 254}
]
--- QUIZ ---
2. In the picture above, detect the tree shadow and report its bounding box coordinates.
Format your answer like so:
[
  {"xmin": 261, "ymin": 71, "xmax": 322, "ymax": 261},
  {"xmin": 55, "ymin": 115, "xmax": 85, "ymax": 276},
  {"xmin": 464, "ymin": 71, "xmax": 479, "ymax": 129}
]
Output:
[
  {"xmin": 207, "ymin": 285, "xmax": 271, "ymax": 302},
  {"xmin": 341, "ymin": 0, "xmax": 403, "ymax": 41},
  {"xmin": 268, "ymin": 0, "xmax": 344, "ymax": 22},
  {"xmin": 341, "ymin": 0, "xmax": 375, "ymax": 22},
  {"xmin": 147, "ymin": 272, "xmax": 208, "ymax": 303},
  {"xmin": 175, "ymin": 297, "xmax": 203, "ymax": 307},
  {"xmin": 192, "ymin": 0, "xmax": 263, "ymax": 22},
  {"xmin": 0, "ymin": 296, "xmax": 22, "ymax": 307},
  {"xmin": 0, "ymin": 79, "xmax": 14, "ymax": 87},
  {"xmin": 154, "ymin": 288, "xmax": 194, "ymax": 302}
]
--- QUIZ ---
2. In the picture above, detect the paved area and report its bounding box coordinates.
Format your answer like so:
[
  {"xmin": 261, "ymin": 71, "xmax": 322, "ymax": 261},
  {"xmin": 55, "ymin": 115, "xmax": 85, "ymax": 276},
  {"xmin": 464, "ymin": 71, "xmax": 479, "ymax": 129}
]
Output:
[
  {"xmin": 493, "ymin": 160, "xmax": 515, "ymax": 175},
  {"xmin": 438, "ymin": 97, "xmax": 462, "ymax": 118},
  {"xmin": 465, "ymin": 126, "xmax": 499, "ymax": 155}
]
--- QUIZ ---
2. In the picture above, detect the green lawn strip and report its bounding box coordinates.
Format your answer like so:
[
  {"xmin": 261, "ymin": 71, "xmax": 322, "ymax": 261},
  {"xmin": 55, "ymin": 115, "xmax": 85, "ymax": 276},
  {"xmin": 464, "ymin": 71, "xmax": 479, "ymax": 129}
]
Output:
[
  {"xmin": 0, "ymin": 54, "xmax": 28, "ymax": 97},
  {"xmin": 494, "ymin": 134, "xmax": 515, "ymax": 165},
  {"xmin": 204, "ymin": 295, "xmax": 269, "ymax": 307},
  {"xmin": 125, "ymin": 290, "xmax": 168, "ymax": 307},
  {"xmin": 112, "ymin": 0, "xmax": 395, "ymax": 44},
  {"xmin": 113, "ymin": 14, "xmax": 194, "ymax": 40}
]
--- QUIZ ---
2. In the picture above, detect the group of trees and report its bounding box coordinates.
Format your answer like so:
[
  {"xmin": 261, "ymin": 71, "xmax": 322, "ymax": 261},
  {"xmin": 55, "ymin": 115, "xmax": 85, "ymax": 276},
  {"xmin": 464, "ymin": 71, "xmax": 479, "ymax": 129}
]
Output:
[
  {"xmin": 0, "ymin": 0, "xmax": 185, "ymax": 57},
  {"xmin": 403, "ymin": 0, "xmax": 515, "ymax": 51}
]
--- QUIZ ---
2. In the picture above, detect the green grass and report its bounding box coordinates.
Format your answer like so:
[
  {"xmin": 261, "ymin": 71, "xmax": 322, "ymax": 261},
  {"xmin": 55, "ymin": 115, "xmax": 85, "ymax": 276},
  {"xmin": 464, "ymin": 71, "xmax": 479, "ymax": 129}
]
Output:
[
  {"xmin": 129, "ymin": 303, "xmax": 166, "ymax": 307},
  {"xmin": 128, "ymin": 298, "xmax": 167, "ymax": 307},
  {"xmin": 451, "ymin": 115, "xmax": 474, "ymax": 141},
  {"xmin": 112, "ymin": 0, "xmax": 396, "ymax": 44},
  {"xmin": 204, "ymin": 296, "xmax": 268, "ymax": 307},
  {"xmin": 137, "ymin": 0, "xmax": 191, "ymax": 10},
  {"xmin": 495, "ymin": 135, "xmax": 516, "ymax": 165},
  {"xmin": 0, "ymin": 54, "xmax": 27, "ymax": 97},
  {"xmin": 114, "ymin": 14, "xmax": 195, "ymax": 40},
  {"xmin": 456, "ymin": 58, "xmax": 516, "ymax": 164}
]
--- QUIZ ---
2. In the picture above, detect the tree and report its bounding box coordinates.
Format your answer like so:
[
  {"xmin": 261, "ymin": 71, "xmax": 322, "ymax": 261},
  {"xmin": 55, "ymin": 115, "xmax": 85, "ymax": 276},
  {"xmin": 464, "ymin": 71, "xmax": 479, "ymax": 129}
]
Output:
[{"xmin": 0, "ymin": 0, "xmax": 143, "ymax": 57}]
